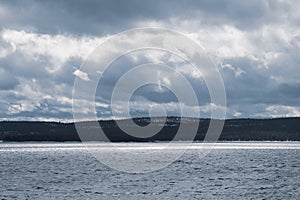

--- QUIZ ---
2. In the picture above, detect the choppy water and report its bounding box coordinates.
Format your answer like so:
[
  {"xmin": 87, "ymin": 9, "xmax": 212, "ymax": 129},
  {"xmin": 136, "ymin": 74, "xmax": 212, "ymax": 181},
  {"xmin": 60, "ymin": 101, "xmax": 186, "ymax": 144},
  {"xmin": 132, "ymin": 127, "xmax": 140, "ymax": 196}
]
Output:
[{"xmin": 0, "ymin": 142, "xmax": 300, "ymax": 199}]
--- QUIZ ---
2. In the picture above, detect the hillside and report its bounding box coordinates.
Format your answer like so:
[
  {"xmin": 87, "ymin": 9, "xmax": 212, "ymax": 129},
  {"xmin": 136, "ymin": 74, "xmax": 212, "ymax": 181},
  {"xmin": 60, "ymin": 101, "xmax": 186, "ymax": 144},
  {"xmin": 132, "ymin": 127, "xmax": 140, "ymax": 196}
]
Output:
[{"xmin": 0, "ymin": 117, "xmax": 300, "ymax": 141}]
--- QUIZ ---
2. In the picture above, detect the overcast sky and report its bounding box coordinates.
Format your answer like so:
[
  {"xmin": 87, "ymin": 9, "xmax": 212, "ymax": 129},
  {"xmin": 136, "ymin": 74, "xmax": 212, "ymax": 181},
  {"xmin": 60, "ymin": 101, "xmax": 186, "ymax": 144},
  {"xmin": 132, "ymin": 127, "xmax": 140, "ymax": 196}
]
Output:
[{"xmin": 0, "ymin": 0, "xmax": 300, "ymax": 121}]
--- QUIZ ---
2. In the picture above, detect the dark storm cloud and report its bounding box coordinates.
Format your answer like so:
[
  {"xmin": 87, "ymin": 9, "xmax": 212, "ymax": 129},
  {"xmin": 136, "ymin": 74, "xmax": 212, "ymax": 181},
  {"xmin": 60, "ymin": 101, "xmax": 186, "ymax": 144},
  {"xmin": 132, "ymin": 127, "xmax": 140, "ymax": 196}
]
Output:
[{"xmin": 0, "ymin": 0, "xmax": 287, "ymax": 36}]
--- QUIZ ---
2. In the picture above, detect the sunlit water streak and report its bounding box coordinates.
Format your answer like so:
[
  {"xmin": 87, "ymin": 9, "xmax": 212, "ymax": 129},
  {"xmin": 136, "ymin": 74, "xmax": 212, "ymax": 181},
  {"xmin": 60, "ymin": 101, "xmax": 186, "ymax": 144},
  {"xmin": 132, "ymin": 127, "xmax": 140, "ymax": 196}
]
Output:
[{"xmin": 1, "ymin": 142, "xmax": 300, "ymax": 152}]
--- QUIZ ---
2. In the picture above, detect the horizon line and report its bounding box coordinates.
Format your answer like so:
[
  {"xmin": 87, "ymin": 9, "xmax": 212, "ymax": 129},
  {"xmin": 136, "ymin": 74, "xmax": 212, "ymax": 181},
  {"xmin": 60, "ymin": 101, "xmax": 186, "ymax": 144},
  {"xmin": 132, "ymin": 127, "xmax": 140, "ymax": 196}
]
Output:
[{"xmin": 0, "ymin": 116, "xmax": 300, "ymax": 124}]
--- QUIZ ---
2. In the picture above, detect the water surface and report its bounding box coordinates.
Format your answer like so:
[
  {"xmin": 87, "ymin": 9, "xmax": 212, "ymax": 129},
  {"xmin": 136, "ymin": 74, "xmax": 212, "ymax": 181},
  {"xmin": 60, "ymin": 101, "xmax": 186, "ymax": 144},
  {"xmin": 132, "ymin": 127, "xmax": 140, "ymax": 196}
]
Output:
[{"xmin": 1, "ymin": 142, "xmax": 299, "ymax": 199}]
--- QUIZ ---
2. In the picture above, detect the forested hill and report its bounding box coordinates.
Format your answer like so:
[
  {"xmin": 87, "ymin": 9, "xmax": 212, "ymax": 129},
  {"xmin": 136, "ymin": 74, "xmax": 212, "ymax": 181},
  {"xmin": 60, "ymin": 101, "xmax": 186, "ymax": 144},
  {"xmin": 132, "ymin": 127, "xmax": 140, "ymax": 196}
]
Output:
[{"xmin": 0, "ymin": 117, "xmax": 300, "ymax": 141}]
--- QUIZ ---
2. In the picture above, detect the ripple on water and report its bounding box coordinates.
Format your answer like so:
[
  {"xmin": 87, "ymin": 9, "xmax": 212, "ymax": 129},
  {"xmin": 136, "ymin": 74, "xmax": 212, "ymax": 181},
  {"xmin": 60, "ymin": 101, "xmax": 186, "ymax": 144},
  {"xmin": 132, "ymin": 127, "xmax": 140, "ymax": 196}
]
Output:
[{"xmin": 0, "ymin": 143, "xmax": 299, "ymax": 199}]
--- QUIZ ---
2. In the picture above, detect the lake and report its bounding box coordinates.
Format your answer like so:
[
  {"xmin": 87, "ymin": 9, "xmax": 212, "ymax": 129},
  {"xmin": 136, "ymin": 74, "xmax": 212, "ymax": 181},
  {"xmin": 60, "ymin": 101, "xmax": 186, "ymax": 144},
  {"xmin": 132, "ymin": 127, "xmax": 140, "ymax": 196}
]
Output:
[{"xmin": 1, "ymin": 142, "xmax": 299, "ymax": 199}]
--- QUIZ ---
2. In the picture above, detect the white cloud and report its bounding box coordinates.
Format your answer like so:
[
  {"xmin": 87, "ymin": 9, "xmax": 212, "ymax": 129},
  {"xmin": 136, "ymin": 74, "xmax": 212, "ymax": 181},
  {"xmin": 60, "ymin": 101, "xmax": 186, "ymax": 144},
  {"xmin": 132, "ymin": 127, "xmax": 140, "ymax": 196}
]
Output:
[
  {"xmin": 259, "ymin": 105, "xmax": 300, "ymax": 118},
  {"xmin": 73, "ymin": 69, "xmax": 90, "ymax": 81},
  {"xmin": 1, "ymin": 29, "xmax": 104, "ymax": 72},
  {"xmin": 0, "ymin": 40, "xmax": 16, "ymax": 58},
  {"xmin": 233, "ymin": 112, "xmax": 242, "ymax": 118},
  {"xmin": 221, "ymin": 63, "xmax": 245, "ymax": 78},
  {"xmin": 8, "ymin": 103, "xmax": 36, "ymax": 114}
]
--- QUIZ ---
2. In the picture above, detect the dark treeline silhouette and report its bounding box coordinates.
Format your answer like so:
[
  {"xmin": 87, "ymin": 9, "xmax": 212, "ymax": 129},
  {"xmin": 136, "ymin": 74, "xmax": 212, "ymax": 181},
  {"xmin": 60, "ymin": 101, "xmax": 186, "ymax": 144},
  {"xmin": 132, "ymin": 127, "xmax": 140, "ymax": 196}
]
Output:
[{"xmin": 0, "ymin": 117, "xmax": 300, "ymax": 141}]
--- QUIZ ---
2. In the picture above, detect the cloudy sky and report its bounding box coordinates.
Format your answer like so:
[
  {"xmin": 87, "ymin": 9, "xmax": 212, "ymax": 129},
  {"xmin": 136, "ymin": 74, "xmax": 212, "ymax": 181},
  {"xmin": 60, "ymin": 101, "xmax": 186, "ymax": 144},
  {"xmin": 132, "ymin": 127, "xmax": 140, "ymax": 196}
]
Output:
[{"xmin": 0, "ymin": 0, "xmax": 300, "ymax": 121}]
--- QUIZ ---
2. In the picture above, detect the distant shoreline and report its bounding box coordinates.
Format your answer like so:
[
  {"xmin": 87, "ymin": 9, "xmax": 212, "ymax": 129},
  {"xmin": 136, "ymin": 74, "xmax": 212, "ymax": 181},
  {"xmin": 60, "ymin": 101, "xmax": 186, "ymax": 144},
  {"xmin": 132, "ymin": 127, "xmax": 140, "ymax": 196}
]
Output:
[{"xmin": 1, "ymin": 117, "xmax": 300, "ymax": 142}]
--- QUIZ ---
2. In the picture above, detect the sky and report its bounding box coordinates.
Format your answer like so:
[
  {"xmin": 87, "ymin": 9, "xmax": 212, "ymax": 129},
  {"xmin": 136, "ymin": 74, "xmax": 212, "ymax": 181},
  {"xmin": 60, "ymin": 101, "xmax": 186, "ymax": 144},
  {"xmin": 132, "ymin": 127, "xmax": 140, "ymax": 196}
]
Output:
[{"xmin": 0, "ymin": 0, "xmax": 300, "ymax": 121}]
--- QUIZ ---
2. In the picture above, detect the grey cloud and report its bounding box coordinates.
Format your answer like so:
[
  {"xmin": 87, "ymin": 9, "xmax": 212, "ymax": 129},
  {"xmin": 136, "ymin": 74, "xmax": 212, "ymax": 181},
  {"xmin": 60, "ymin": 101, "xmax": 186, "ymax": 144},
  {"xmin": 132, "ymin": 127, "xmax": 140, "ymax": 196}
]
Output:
[
  {"xmin": 0, "ymin": 53, "xmax": 49, "ymax": 80},
  {"xmin": 1, "ymin": 0, "xmax": 296, "ymax": 36},
  {"xmin": 0, "ymin": 0, "xmax": 300, "ymax": 120},
  {"xmin": 272, "ymin": 83, "xmax": 300, "ymax": 106},
  {"xmin": 130, "ymin": 84, "xmax": 178, "ymax": 104},
  {"xmin": 0, "ymin": 67, "xmax": 19, "ymax": 90},
  {"xmin": 220, "ymin": 53, "xmax": 300, "ymax": 117},
  {"xmin": 221, "ymin": 57, "xmax": 271, "ymax": 103}
]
